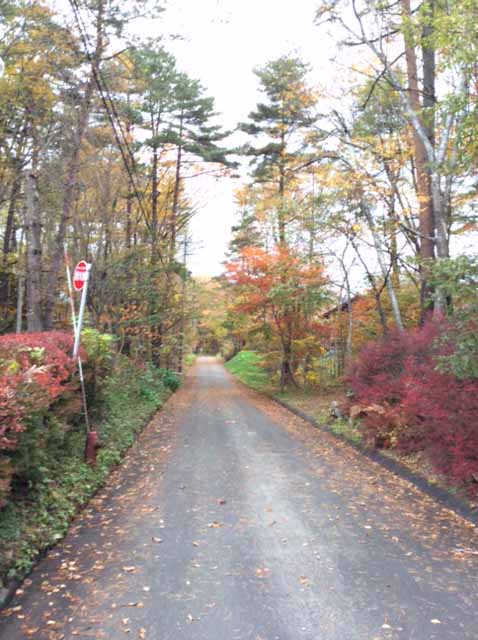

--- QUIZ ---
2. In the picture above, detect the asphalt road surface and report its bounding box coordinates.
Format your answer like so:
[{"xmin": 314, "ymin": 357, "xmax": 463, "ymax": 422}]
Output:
[{"xmin": 1, "ymin": 357, "xmax": 477, "ymax": 640}]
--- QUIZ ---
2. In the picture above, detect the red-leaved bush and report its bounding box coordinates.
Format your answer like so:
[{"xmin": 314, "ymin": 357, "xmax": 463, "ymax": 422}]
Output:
[
  {"xmin": 346, "ymin": 320, "xmax": 478, "ymax": 493},
  {"xmin": 0, "ymin": 332, "xmax": 84, "ymax": 451}
]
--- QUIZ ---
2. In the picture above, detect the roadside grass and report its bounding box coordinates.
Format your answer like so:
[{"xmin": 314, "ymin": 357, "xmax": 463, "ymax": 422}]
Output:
[
  {"xmin": 225, "ymin": 351, "xmax": 270, "ymax": 391},
  {"xmin": 274, "ymin": 387, "xmax": 362, "ymax": 447},
  {"xmin": 184, "ymin": 353, "xmax": 197, "ymax": 369},
  {"xmin": 0, "ymin": 359, "xmax": 174, "ymax": 588},
  {"xmin": 328, "ymin": 418, "xmax": 363, "ymax": 446}
]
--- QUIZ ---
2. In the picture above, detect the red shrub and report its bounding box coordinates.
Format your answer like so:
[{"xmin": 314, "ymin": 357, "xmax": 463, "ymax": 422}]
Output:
[
  {"xmin": 346, "ymin": 322, "xmax": 442, "ymax": 447},
  {"xmin": 346, "ymin": 320, "xmax": 478, "ymax": 493},
  {"xmin": 402, "ymin": 365, "xmax": 478, "ymax": 489},
  {"xmin": 0, "ymin": 332, "xmax": 84, "ymax": 450}
]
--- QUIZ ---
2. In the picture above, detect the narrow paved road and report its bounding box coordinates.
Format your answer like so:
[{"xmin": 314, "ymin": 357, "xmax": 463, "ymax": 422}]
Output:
[{"xmin": 1, "ymin": 358, "xmax": 477, "ymax": 640}]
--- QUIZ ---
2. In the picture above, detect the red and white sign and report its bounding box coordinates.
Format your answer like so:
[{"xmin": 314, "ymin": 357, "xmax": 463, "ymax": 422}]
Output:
[{"xmin": 73, "ymin": 261, "xmax": 88, "ymax": 291}]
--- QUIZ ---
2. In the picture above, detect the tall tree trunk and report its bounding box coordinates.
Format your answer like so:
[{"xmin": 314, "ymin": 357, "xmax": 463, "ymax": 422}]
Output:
[
  {"xmin": 24, "ymin": 171, "xmax": 43, "ymax": 332},
  {"xmin": 43, "ymin": 0, "xmax": 105, "ymax": 329},
  {"xmin": 151, "ymin": 146, "xmax": 160, "ymax": 264},
  {"xmin": 125, "ymin": 116, "xmax": 133, "ymax": 250},
  {"xmin": 0, "ymin": 176, "xmax": 21, "ymax": 314},
  {"xmin": 15, "ymin": 229, "xmax": 25, "ymax": 334},
  {"xmin": 2, "ymin": 177, "xmax": 20, "ymax": 258},
  {"xmin": 16, "ymin": 274, "xmax": 25, "ymax": 334},
  {"xmin": 277, "ymin": 129, "xmax": 286, "ymax": 244},
  {"xmin": 176, "ymin": 235, "xmax": 188, "ymax": 373},
  {"xmin": 170, "ymin": 115, "xmax": 184, "ymax": 262},
  {"xmin": 383, "ymin": 163, "xmax": 401, "ymax": 289},
  {"xmin": 149, "ymin": 143, "xmax": 164, "ymax": 366},
  {"xmin": 400, "ymin": 0, "xmax": 436, "ymax": 319},
  {"xmin": 126, "ymin": 185, "xmax": 133, "ymax": 250}
]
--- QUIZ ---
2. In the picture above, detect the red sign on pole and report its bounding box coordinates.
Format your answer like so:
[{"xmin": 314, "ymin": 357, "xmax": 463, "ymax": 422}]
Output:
[{"xmin": 73, "ymin": 261, "xmax": 88, "ymax": 291}]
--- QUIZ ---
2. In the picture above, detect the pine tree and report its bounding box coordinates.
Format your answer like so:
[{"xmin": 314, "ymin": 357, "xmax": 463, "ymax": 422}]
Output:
[{"xmin": 240, "ymin": 55, "xmax": 318, "ymax": 244}]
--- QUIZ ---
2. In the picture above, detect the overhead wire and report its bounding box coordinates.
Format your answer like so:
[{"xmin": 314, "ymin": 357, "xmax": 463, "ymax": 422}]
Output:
[{"xmin": 68, "ymin": 0, "xmax": 159, "ymax": 249}]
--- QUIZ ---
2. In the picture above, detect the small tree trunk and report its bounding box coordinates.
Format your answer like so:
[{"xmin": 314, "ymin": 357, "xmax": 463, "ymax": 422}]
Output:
[
  {"xmin": 349, "ymin": 234, "xmax": 388, "ymax": 334},
  {"xmin": 344, "ymin": 274, "xmax": 353, "ymax": 363},
  {"xmin": 362, "ymin": 202, "xmax": 404, "ymax": 331},
  {"xmin": 280, "ymin": 332, "xmax": 299, "ymax": 390},
  {"xmin": 15, "ymin": 229, "xmax": 25, "ymax": 333},
  {"xmin": 16, "ymin": 274, "xmax": 25, "ymax": 334}
]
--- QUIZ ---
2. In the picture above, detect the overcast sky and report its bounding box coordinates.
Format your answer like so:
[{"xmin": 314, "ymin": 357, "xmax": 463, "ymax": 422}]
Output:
[
  {"xmin": 138, "ymin": 0, "xmax": 343, "ymax": 276},
  {"xmin": 53, "ymin": 0, "xmax": 348, "ymax": 276}
]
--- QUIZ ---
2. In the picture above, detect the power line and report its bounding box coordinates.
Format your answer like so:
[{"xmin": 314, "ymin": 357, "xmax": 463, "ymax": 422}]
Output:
[{"xmin": 68, "ymin": 0, "xmax": 159, "ymax": 251}]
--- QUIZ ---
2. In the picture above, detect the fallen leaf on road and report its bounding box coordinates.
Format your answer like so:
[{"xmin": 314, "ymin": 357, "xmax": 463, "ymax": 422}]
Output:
[
  {"xmin": 122, "ymin": 566, "xmax": 136, "ymax": 573},
  {"xmin": 25, "ymin": 628, "xmax": 40, "ymax": 636}
]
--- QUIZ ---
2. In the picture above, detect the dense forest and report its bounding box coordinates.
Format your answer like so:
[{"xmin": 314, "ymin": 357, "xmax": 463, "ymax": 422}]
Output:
[
  {"xmin": 1, "ymin": 0, "xmax": 478, "ymax": 585},
  {"xmin": 0, "ymin": 0, "xmax": 234, "ymax": 359}
]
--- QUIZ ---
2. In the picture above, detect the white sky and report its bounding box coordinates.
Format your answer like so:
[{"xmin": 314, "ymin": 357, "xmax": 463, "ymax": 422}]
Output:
[
  {"xmin": 52, "ymin": 0, "xmax": 348, "ymax": 277},
  {"xmin": 140, "ymin": 0, "xmax": 342, "ymax": 276},
  {"xmin": 51, "ymin": 0, "xmax": 477, "ymax": 290}
]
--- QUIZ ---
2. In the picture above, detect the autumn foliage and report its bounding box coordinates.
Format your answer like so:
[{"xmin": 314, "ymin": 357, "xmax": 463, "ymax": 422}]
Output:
[
  {"xmin": 347, "ymin": 321, "xmax": 478, "ymax": 493},
  {"xmin": 0, "ymin": 332, "xmax": 81, "ymax": 450},
  {"xmin": 225, "ymin": 246, "xmax": 328, "ymax": 386}
]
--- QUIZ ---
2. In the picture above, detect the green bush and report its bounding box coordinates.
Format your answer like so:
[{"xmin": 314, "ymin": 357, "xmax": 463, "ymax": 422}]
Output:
[
  {"xmin": 157, "ymin": 368, "xmax": 181, "ymax": 391},
  {"xmin": 430, "ymin": 256, "xmax": 478, "ymax": 379}
]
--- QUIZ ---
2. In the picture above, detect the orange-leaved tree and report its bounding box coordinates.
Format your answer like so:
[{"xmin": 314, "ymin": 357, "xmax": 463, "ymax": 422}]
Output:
[{"xmin": 225, "ymin": 246, "xmax": 329, "ymax": 388}]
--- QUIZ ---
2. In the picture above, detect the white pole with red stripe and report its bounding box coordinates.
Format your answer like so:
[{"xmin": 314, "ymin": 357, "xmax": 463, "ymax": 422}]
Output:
[
  {"xmin": 73, "ymin": 260, "xmax": 91, "ymax": 359},
  {"xmin": 64, "ymin": 250, "xmax": 93, "ymax": 451}
]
